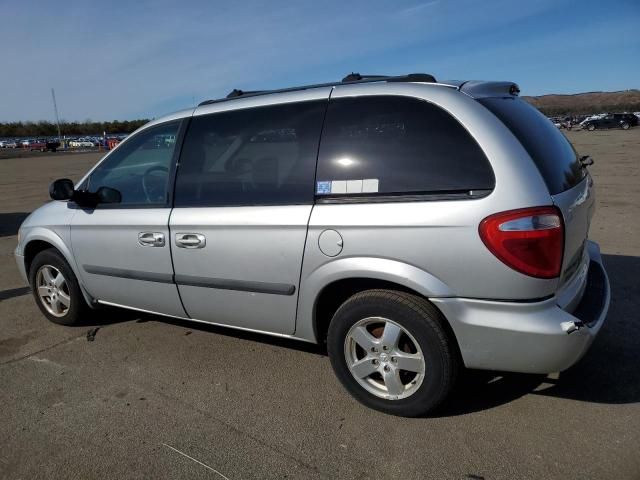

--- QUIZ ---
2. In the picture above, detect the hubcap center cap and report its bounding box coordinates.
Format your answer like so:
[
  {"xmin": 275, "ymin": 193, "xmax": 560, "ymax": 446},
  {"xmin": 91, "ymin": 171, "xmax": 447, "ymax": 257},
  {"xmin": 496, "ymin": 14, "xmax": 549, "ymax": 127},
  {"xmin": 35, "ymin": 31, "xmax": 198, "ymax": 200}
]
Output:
[{"xmin": 379, "ymin": 352, "xmax": 390, "ymax": 363}]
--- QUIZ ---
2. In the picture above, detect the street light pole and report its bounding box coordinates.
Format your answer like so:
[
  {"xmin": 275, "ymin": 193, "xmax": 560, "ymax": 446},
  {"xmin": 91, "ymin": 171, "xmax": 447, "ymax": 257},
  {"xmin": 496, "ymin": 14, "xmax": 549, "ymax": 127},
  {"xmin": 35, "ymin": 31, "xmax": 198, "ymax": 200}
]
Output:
[{"xmin": 51, "ymin": 88, "xmax": 62, "ymax": 140}]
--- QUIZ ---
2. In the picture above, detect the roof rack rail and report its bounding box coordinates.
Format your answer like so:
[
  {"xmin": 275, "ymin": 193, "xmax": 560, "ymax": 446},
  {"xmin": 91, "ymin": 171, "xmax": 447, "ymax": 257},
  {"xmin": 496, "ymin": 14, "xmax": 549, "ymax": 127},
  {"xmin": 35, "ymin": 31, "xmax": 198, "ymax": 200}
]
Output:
[
  {"xmin": 341, "ymin": 72, "xmax": 436, "ymax": 83},
  {"xmin": 226, "ymin": 89, "xmax": 269, "ymax": 98},
  {"xmin": 341, "ymin": 73, "xmax": 388, "ymax": 82},
  {"xmin": 198, "ymin": 72, "xmax": 437, "ymax": 106}
]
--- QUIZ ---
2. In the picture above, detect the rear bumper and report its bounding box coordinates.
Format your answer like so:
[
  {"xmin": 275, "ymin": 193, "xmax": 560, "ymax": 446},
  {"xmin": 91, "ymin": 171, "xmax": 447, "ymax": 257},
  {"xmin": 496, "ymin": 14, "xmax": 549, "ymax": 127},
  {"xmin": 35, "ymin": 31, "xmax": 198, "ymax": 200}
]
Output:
[{"xmin": 432, "ymin": 240, "xmax": 610, "ymax": 374}]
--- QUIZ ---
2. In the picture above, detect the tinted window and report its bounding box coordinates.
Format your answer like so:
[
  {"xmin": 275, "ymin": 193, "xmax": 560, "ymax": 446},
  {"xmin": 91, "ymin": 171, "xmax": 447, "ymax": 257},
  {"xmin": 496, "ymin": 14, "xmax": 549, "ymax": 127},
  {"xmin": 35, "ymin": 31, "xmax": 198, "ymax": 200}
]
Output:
[
  {"xmin": 479, "ymin": 97, "xmax": 585, "ymax": 195},
  {"xmin": 175, "ymin": 101, "xmax": 326, "ymax": 207},
  {"xmin": 316, "ymin": 96, "xmax": 494, "ymax": 197},
  {"xmin": 88, "ymin": 121, "xmax": 180, "ymax": 205}
]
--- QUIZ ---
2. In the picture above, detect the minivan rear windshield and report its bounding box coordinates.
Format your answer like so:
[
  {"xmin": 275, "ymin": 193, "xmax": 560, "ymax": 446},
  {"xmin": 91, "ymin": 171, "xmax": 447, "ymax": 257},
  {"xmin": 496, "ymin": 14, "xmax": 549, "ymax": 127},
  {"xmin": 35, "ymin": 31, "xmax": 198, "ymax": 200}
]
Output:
[{"xmin": 479, "ymin": 97, "xmax": 585, "ymax": 195}]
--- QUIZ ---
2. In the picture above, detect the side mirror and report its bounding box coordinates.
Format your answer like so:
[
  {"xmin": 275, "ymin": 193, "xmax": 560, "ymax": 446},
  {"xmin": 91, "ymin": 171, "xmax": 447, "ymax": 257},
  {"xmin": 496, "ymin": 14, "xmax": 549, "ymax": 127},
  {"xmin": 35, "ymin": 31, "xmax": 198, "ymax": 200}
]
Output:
[
  {"xmin": 96, "ymin": 186, "xmax": 122, "ymax": 204},
  {"xmin": 49, "ymin": 178, "xmax": 74, "ymax": 200}
]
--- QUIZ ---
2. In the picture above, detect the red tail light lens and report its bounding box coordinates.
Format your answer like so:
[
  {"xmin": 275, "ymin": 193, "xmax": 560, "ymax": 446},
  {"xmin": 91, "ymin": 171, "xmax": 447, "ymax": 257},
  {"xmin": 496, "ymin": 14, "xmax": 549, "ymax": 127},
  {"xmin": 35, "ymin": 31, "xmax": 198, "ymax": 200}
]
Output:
[{"xmin": 479, "ymin": 207, "xmax": 564, "ymax": 279}]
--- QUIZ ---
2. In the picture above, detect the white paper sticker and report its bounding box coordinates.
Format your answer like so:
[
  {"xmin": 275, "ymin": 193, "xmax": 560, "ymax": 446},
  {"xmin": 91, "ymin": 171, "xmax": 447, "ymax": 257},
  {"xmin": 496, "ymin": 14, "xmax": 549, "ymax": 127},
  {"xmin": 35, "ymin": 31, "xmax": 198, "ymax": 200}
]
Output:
[
  {"xmin": 346, "ymin": 179, "xmax": 363, "ymax": 193},
  {"xmin": 362, "ymin": 178, "xmax": 379, "ymax": 193},
  {"xmin": 331, "ymin": 180, "xmax": 347, "ymax": 194}
]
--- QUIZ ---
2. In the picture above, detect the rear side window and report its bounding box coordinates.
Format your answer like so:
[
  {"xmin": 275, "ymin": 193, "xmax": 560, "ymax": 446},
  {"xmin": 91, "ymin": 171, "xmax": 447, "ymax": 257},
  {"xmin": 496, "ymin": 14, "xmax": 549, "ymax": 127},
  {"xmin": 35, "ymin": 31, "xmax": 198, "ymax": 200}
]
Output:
[
  {"xmin": 316, "ymin": 96, "xmax": 494, "ymax": 197},
  {"xmin": 479, "ymin": 97, "xmax": 585, "ymax": 195},
  {"xmin": 175, "ymin": 100, "xmax": 326, "ymax": 207}
]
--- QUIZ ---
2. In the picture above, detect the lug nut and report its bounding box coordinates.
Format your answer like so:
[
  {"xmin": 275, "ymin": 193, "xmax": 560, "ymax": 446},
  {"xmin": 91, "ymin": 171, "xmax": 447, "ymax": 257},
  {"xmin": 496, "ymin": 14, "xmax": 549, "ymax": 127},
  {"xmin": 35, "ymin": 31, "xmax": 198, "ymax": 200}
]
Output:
[
  {"xmin": 372, "ymin": 359, "xmax": 378, "ymax": 365},
  {"xmin": 371, "ymin": 347, "xmax": 377, "ymax": 353},
  {"xmin": 391, "ymin": 357, "xmax": 396, "ymax": 363},
  {"xmin": 382, "ymin": 345, "xmax": 389, "ymax": 351},
  {"xmin": 383, "ymin": 365, "xmax": 390, "ymax": 372}
]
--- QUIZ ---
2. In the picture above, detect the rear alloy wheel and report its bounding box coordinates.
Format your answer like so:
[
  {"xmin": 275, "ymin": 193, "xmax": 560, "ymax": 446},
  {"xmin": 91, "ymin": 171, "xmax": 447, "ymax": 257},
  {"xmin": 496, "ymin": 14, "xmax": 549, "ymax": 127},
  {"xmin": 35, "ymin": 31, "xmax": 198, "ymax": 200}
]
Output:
[
  {"xmin": 29, "ymin": 248, "xmax": 89, "ymax": 325},
  {"xmin": 344, "ymin": 317, "xmax": 426, "ymax": 400},
  {"xmin": 327, "ymin": 289, "xmax": 458, "ymax": 417},
  {"xmin": 621, "ymin": 122, "xmax": 630, "ymax": 130},
  {"xmin": 587, "ymin": 124, "xmax": 596, "ymax": 131}
]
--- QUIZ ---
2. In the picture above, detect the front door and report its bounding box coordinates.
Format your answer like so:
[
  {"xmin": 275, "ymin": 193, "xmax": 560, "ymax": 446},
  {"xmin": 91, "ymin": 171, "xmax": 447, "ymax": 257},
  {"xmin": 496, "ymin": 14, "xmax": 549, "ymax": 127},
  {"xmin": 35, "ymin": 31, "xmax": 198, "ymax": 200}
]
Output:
[
  {"xmin": 71, "ymin": 120, "xmax": 186, "ymax": 318},
  {"xmin": 170, "ymin": 93, "xmax": 329, "ymax": 334}
]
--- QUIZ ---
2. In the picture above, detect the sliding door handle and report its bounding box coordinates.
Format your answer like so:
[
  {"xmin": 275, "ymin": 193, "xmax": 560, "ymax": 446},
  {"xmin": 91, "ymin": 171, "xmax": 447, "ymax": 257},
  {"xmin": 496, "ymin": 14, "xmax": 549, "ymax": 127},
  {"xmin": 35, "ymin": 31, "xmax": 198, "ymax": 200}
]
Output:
[{"xmin": 175, "ymin": 233, "xmax": 206, "ymax": 249}]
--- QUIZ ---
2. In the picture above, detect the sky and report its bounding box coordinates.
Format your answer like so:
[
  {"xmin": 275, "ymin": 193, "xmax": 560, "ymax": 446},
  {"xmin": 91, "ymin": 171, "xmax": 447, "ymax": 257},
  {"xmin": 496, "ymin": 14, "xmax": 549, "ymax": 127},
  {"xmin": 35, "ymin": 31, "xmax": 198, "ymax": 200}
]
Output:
[{"xmin": 0, "ymin": 0, "xmax": 638, "ymax": 122}]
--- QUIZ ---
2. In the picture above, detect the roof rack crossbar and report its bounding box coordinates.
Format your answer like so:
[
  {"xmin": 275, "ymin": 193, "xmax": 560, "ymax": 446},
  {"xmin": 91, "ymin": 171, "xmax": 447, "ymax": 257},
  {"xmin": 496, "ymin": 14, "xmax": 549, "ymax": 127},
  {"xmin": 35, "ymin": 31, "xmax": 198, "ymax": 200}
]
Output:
[{"xmin": 197, "ymin": 72, "xmax": 437, "ymax": 106}]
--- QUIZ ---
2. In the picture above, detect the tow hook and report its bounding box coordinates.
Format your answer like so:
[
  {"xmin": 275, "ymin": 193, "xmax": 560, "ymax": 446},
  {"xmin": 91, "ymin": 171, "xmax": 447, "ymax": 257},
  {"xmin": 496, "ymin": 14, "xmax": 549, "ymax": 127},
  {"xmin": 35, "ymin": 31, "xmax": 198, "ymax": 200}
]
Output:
[{"xmin": 561, "ymin": 321, "xmax": 585, "ymax": 334}]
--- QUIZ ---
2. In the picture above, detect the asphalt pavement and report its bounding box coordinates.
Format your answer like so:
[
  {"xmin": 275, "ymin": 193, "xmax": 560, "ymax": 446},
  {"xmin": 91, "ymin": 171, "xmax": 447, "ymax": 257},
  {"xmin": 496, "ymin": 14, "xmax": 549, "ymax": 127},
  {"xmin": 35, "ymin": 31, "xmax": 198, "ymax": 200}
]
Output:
[{"xmin": 0, "ymin": 130, "xmax": 639, "ymax": 479}]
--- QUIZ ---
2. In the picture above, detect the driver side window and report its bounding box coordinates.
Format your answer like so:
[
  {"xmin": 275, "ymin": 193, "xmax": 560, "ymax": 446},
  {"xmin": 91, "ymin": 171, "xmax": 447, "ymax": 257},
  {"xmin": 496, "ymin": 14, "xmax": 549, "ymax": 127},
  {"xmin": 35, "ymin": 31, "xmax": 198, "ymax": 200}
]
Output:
[{"xmin": 87, "ymin": 121, "xmax": 180, "ymax": 206}]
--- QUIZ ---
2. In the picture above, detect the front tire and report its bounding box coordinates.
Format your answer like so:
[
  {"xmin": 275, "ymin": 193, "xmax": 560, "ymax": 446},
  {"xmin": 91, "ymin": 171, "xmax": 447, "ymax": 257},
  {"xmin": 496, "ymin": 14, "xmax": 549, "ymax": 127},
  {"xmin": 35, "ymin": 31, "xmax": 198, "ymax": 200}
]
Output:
[
  {"xmin": 29, "ymin": 249, "xmax": 89, "ymax": 326},
  {"xmin": 327, "ymin": 289, "xmax": 458, "ymax": 417},
  {"xmin": 621, "ymin": 122, "xmax": 630, "ymax": 130},
  {"xmin": 587, "ymin": 124, "xmax": 596, "ymax": 131}
]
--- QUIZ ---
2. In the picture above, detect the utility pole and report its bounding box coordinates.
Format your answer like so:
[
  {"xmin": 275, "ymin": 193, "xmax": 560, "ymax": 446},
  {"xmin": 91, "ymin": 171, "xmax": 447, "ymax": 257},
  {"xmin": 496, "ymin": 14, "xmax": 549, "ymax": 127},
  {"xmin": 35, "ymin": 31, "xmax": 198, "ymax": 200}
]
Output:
[{"xmin": 51, "ymin": 88, "xmax": 62, "ymax": 140}]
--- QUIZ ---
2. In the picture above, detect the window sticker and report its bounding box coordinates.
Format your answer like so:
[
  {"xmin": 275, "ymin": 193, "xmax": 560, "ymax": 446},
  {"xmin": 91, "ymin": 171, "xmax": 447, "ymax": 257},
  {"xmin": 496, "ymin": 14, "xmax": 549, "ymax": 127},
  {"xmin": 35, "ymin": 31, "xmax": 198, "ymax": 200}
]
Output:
[
  {"xmin": 346, "ymin": 179, "xmax": 363, "ymax": 193},
  {"xmin": 317, "ymin": 179, "xmax": 380, "ymax": 195},
  {"xmin": 316, "ymin": 181, "xmax": 331, "ymax": 194},
  {"xmin": 362, "ymin": 178, "xmax": 379, "ymax": 193},
  {"xmin": 331, "ymin": 180, "xmax": 347, "ymax": 194}
]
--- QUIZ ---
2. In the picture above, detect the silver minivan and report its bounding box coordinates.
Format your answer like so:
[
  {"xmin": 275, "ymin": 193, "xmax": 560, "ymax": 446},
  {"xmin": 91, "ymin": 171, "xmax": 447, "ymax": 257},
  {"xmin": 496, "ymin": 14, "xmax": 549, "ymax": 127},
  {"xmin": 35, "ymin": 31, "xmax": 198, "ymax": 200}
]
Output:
[{"xmin": 15, "ymin": 73, "xmax": 610, "ymax": 416}]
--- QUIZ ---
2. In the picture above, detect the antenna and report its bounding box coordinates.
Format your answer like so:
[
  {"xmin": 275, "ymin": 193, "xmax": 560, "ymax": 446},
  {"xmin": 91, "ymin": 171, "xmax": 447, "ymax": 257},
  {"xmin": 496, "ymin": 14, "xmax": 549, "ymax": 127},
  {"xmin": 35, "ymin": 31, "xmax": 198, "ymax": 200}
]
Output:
[{"xmin": 51, "ymin": 88, "xmax": 62, "ymax": 140}]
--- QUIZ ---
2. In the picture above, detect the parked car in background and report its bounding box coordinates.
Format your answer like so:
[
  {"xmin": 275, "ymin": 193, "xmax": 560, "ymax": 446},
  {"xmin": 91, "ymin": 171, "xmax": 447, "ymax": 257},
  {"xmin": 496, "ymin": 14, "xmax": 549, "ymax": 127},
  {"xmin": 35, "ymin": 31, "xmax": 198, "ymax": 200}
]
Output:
[
  {"xmin": 582, "ymin": 113, "xmax": 638, "ymax": 131},
  {"xmin": 579, "ymin": 114, "xmax": 606, "ymax": 127},
  {"xmin": 69, "ymin": 139, "xmax": 95, "ymax": 148},
  {"xmin": 4, "ymin": 140, "xmax": 18, "ymax": 148},
  {"xmin": 0, "ymin": 140, "xmax": 8, "ymax": 148},
  {"xmin": 29, "ymin": 139, "xmax": 61, "ymax": 152}
]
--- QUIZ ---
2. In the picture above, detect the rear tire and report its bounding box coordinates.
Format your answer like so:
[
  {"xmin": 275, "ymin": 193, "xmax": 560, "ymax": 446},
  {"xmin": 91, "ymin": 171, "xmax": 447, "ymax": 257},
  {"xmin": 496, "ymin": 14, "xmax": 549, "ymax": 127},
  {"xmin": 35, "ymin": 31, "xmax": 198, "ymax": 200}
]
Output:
[
  {"xmin": 29, "ymin": 248, "xmax": 89, "ymax": 326},
  {"xmin": 327, "ymin": 289, "xmax": 458, "ymax": 417},
  {"xmin": 587, "ymin": 124, "xmax": 596, "ymax": 131},
  {"xmin": 621, "ymin": 122, "xmax": 630, "ymax": 130}
]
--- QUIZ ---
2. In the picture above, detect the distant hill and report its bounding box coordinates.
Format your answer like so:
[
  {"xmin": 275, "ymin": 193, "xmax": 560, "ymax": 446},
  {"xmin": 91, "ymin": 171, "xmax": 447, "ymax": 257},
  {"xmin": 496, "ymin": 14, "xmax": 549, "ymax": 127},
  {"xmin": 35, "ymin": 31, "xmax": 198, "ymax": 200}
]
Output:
[{"xmin": 523, "ymin": 90, "xmax": 640, "ymax": 116}]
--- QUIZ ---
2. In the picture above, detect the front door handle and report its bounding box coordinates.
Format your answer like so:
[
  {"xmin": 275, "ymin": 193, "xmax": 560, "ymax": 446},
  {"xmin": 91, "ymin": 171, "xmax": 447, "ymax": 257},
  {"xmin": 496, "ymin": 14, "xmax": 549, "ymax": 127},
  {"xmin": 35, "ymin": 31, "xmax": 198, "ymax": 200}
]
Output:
[
  {"xmin": 175, "ymin": 233, "xmax": 206, "ymax": 249},
  {"xmin": 138, "ymin": 232, "xmax": 165, "ymax": 247}
]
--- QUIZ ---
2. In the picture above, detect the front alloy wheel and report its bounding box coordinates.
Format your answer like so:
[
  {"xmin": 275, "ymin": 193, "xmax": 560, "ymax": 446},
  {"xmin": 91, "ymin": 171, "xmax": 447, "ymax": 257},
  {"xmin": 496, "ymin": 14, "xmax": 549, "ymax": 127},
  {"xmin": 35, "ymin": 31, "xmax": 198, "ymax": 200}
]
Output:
[
  {"xmin": 29, "ymin": 248, "xmax": 89, "ymax": 325},
  {"xmin": 35, "ymin": 265, "xmax": 71, "ymax": 317}
]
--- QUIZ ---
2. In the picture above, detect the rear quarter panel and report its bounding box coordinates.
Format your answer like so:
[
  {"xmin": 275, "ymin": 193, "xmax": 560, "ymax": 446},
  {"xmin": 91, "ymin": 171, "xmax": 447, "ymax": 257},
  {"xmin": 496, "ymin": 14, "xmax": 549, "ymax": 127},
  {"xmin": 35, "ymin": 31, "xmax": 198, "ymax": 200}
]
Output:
[{"xmin": 296, "ymin": 83, "xmax": 560, "ymax": 341}]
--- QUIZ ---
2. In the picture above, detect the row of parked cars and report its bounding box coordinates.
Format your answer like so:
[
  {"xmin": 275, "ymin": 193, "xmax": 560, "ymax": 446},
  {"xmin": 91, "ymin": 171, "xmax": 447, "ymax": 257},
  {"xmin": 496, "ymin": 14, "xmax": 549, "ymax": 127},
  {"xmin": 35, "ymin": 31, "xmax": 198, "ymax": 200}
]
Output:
[
  {"xmin": 0, "ymin": 135, "xmax": 128, "ymax": 151},
  {"xmin": 0, "ymin": 139, "xmax": 60, "ymax": 151},
  {"xmin": 551, "ymin": 112, "xmax": 640, "ymax": 130}
]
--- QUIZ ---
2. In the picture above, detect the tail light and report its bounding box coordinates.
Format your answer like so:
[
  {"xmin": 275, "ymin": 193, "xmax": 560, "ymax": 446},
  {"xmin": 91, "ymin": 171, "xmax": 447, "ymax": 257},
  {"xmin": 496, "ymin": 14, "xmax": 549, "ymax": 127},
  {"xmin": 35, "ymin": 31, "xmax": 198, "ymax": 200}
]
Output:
[{"xmin": 479, "ymin": 207, "xmax": 564, "ymax": 279}]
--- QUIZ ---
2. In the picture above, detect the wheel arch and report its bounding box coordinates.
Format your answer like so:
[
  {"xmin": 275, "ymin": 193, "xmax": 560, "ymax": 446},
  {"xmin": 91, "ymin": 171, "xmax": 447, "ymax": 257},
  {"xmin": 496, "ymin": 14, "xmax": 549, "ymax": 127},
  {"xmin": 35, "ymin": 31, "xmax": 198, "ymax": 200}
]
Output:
[
  {"xmin": 22, "ymin": 229, "xmax": 95, "ymax": 306},
  {"xmin": 295, "ymin": 257, "xmax": 458, "ymax": 346},
  {"xmin": 309, "ymin": 278, "xmax": 463, "ymax": 367}
]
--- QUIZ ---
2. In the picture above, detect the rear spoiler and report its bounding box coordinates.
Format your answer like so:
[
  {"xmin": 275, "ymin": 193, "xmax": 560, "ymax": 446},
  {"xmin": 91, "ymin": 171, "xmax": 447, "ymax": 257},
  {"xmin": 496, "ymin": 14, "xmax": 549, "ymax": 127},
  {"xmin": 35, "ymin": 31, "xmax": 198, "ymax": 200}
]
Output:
[{"xmin": 457, "ymin": 81, "xmax": 521, "ymax": 99}]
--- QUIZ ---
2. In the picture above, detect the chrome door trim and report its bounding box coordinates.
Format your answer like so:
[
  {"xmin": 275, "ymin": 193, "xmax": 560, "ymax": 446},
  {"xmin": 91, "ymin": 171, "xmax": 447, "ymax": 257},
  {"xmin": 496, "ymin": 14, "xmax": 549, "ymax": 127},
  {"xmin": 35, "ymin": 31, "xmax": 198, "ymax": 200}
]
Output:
[{"xmin": 174, "ymin": 274, "xmax": 296, "ymax": 296}]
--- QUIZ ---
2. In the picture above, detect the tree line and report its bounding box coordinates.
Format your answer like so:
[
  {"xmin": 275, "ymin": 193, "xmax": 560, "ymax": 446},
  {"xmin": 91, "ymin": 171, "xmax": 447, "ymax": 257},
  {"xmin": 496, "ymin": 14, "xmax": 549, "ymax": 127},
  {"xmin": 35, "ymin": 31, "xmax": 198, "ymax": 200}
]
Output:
[{"xmin": 0, "ymin": 119, "xmax": 149, "ymax": 138}]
